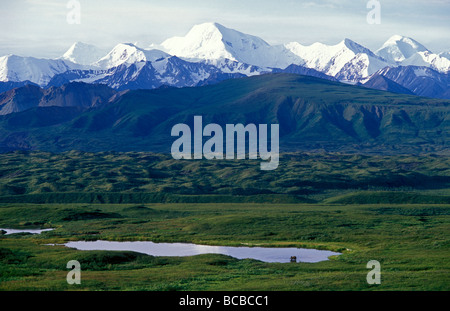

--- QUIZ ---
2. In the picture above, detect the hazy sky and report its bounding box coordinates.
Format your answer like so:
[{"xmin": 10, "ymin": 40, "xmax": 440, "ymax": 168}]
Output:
[{"xmin": 1, "ymin": 0, "xmax": 449, "ymax": 58}]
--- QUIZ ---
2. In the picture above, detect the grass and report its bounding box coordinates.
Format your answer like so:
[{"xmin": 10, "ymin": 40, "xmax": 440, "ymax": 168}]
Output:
[
  {"xmin": 0, "ymin": 151, "xmax": 449, "ymax": 203},
  {"xmin": 0, "ymin": 151, "xmax": 448, "ymax": 291},
  {"xmin": 0, "ymin": 202, "xmax": 449, "ymax": 291}
]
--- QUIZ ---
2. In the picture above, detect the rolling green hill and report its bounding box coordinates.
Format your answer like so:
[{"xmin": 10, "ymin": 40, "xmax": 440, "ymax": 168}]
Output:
[
  {"xmin": 0, "ymin": 74, "xmax": 449, "ymax": 154},
  {"xmin": 0, "ymin": 151, "xmax": 448, "ymax": 203}
]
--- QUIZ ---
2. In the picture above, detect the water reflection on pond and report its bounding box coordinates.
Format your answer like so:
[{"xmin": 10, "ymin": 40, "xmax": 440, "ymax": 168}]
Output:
[
  {"xmin": 64, "ymin": 240, "xmax": 341, "ymax": 263},
  {"xmin": 0, "ymin": 228, "xmax": 54, "ymax": 235}
]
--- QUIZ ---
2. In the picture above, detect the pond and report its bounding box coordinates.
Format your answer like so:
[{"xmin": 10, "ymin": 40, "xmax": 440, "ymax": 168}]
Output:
[
  {"xmin": 1, "ymin": 227, "xmax": 341, "ymax": 263},
  {"xmin": 0, "ymin": 228, "xmax": 54, "ymax": 235},
  {"xmin": 63, "ymin": 240, "xmax": 341, "ymax": 263}
]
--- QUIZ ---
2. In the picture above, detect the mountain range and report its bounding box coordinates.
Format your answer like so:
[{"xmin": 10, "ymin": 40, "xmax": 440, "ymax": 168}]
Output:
[
  {"xmin": 0, "ymin": 22, "xmax": 449, "ymax": 105},
  {"xmin": 0, "ymin": 23, "xmax": 448, "ymax": 155},
  {"xmin": 0, "ymin": 83, "xmax": 117, "ymax": 116}
]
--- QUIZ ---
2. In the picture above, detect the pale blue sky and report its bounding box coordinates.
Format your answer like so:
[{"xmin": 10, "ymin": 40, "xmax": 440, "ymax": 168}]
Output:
[{"xmin": 1, "ymin": 0, "xmax": 449, "ymax": 58}]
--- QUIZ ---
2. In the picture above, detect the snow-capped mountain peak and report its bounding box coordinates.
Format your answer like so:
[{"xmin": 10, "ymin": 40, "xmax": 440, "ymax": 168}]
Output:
[
  {"xmin": 160, "ymin": 22, "xmax": 303, "ymax": 69},
  {"xmin": 340, "ymin": 38, "xmax": 378, "ymax": 57},
  {"xmin": 161, "ymin": 22, "xmax": 259, "ymax": 62},
  {"xmin": 376, "ymin": 35, "xmax": 430, "ymax": 63},
  {"xmin": 375, "ymin": 35, "xmax": 449, "ymax": 73},
  {"xmin": 61, "ymin": 42, "xmax": 106, "ymax": 65},
  {"xmin": 285, "ymin": 38, "xmax": 389, "ymax": 80},
  {"xmin": 94, "ymin": 43, "xmax": 170, "ymax": 69},
  {"xmin": 0, "ymin": 54, "xmax": 79, "ymax": 86}
]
